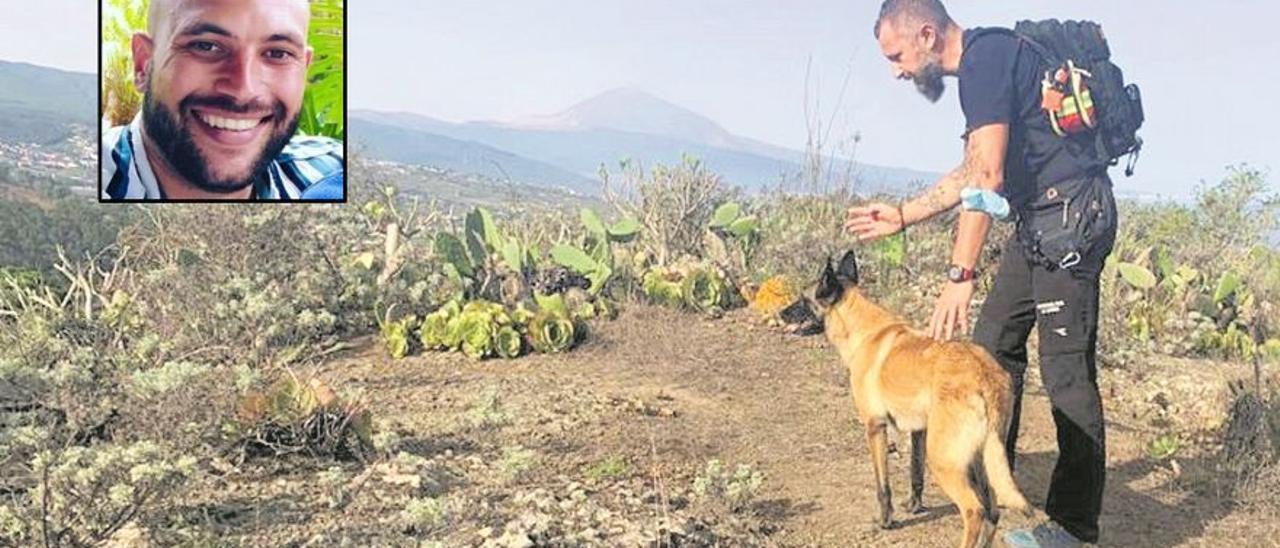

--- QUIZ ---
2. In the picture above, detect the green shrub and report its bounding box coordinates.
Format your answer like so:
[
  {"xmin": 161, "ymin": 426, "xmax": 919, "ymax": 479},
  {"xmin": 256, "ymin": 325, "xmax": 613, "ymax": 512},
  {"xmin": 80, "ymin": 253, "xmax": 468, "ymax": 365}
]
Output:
[
  {"xmin": 585, "ymin": 456, "xmax": 629, "ymax": 482},
  {"xmin": 692, "ymin": 459, "xmax": 764, "ymax": 514},
  {"xmin": 1, "ymin": 442, "xmax": 196, "ymax": 546},
  {"xmin": 232, "ymin": 373, "xmax": 373, "ymax": 462}
]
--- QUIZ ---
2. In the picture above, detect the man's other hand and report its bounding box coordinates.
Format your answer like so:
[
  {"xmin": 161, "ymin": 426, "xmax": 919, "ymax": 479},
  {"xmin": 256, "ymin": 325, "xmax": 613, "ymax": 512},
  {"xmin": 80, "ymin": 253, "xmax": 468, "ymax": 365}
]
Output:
[
  {"xmin": 930, "ymin": 280, "xmax": 975, "ymax": 341},
  {"xmin": 845, "ymin": 203, "xmax": 905, "ymax": 241}
]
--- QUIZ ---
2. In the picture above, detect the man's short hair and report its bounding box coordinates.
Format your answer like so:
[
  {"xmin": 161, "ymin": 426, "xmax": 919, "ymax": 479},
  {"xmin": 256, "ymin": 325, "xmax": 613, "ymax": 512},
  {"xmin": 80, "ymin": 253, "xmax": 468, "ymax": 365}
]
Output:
[
  {"xmin": 148, "ymin": 0, "xmax": 314, "ymax": 35},
  {"xmin": 874, "ymin": 0, "xmax": 953, "ymax": 39}
]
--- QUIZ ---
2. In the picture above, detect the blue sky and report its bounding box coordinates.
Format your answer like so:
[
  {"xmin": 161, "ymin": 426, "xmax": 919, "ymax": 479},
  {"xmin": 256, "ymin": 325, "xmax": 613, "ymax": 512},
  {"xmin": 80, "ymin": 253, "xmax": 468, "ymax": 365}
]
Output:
[{"xmin": 5, "ymin": 1, "xmax": 1276, "ymax": 200}]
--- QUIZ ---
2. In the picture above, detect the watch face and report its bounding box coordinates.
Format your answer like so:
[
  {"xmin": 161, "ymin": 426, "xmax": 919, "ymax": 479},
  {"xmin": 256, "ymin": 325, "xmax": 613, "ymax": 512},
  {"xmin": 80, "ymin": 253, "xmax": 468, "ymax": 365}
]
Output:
[{"xmin": 948, "ymin": 266, "xmax": 967, "ymax": 282}]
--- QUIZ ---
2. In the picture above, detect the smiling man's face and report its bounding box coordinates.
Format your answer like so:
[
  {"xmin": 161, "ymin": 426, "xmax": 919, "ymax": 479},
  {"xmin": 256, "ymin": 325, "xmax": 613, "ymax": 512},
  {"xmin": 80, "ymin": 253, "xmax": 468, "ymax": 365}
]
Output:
[{"xmin": 134, "ymin": 0, "xmax": 312, "ymax": 193}]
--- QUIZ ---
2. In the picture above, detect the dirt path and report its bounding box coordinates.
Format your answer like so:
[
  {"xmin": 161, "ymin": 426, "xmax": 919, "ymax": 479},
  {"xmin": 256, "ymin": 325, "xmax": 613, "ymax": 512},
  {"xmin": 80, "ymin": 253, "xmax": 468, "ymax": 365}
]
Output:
[{"xmin": 296, "ymin": 305, "xmax": 1274, "ymax": 547}]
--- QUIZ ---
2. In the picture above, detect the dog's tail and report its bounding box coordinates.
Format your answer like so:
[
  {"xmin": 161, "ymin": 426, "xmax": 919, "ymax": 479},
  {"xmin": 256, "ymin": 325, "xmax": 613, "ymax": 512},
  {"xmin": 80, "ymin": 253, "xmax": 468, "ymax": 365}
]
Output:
[
  {"xmin": 981, "ymin": 368, "xmax": 1032, "ymax": 517},
  {"xmin": 982, "ymin": 425, "xmax": 1031, "ymax": 516}
]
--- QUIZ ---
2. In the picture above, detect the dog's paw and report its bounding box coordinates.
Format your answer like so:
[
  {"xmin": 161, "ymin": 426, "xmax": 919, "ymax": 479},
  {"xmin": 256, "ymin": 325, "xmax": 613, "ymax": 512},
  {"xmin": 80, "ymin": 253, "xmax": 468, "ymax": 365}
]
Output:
[
  {"xmin": 878, "ymin": 518, "xmax": 900, "ymax": 530},
  {"xmin": 1001, "ymin": 504, "xmax": 1043, "ymax": 527},
  {"xmin": 1013, "ymin": 504, "xmax": 1037, "ymax": 519},
  {"xmin": 904, "ymin": 497, "xmax": 926, "ymax": 515}
]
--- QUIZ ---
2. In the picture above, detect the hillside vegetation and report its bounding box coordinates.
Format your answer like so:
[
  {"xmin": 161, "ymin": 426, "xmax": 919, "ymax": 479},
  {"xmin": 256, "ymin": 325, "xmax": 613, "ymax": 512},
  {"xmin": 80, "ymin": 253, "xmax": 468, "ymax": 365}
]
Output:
[{"xmin": 1, "ymin": 158, "xmax": 1277, "ymax": 546}]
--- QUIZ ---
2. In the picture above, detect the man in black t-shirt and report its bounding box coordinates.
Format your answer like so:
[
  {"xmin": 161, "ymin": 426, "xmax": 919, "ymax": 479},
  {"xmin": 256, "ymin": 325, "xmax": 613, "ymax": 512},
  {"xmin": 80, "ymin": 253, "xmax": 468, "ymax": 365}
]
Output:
[{"xmin": 846, "ymin": 1, "xmax": 1119, "ymax": 546}]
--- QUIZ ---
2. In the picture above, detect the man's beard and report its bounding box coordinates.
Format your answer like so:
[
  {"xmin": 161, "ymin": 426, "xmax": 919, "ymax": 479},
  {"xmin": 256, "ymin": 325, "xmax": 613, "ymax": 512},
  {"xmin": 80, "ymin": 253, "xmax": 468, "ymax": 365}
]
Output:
[
  {"xmin": 913, "ymin": 58, "xmax": 946, "ymax": 103},
  {"xmin": 141, "ymin": 83, "xmax": 298, "ymax": 194}
]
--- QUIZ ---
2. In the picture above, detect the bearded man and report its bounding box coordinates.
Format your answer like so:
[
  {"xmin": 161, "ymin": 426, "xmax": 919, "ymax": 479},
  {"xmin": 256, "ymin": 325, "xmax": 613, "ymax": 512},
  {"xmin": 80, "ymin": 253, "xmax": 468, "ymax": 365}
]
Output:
[
  {"xmin": 847, "ymin": 2, "xmax": 1120, "ymax": 545},
  {"xmin": 101, "ymin": 0, "xmax": 343, "ymax": 201}
]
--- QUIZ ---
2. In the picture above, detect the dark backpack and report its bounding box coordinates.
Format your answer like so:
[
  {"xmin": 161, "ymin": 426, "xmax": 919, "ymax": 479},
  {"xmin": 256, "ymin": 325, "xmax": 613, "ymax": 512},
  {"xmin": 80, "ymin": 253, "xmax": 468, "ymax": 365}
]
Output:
[{"xmin": 1011, "ymin": 19, "xmax": 1146, "ymax": 176}]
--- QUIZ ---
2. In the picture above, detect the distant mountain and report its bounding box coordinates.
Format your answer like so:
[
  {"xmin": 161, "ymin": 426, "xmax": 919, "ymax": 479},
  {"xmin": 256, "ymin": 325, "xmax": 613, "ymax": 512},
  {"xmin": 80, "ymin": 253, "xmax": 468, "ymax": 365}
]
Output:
[
  {"xmin": 505, "ymin": 87, "xmax": 742, "ymax": 148},
  {"xmin": 376, "ymin": 120, "xmax": 801, "ymax": 190},
  {"xmin": 504, "ymin": 87, "xmax": 805, "ymax": 164},
  {"xmin": 353, "ymin": 89, "xmax": 939, "ymax": 195},
  {"xmin": 350, "ymin": 110, "xmax": 457, "ymax": 135},
  {"xmin": 350, "ymin": 119, "xmax": 598, "ymax": 195},
  {"xmin": 0, "ymin": 60, "xmax": 96, "ymax": 144},
  {"xmin": 367, "ymin": 160, "xmax": 600, "ymax": 212}
]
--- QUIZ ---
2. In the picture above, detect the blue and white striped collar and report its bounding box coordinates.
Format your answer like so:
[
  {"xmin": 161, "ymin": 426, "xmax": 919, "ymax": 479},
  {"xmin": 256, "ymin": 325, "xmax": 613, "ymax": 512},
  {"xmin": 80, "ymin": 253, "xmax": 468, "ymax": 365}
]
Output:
[{"xmin": 101, "ymin": 112, "xmax": 344, "ymax": 201}]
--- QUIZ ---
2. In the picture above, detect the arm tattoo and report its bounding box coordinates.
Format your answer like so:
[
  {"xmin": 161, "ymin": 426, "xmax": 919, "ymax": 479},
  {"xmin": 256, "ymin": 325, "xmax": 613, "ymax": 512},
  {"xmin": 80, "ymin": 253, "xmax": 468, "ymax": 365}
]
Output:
[
  {"xmin": 919, "ymin": 182, "xmax": 955, "ymax": 214},
  {"xmin": 911, "ymin": 137, "xmax": 979, "ymax": 220},
  {"xmin": 952, "ymin": 135, "xmax": 986, "ymax": 189}
]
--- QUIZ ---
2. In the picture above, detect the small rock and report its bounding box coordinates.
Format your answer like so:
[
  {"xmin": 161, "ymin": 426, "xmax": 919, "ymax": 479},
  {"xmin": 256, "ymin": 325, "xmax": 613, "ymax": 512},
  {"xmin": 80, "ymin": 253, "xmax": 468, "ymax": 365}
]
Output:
[
  {"xmin": 105, "ymin": 521, "xmax": 147, "ymax": 547},
  {"xmin": 495, "ymin": 531, "xmax": 533, "ymax": 548},
  {"xmin": 382, "ymin": 472, "xmax": 421, "ymax": 488}
]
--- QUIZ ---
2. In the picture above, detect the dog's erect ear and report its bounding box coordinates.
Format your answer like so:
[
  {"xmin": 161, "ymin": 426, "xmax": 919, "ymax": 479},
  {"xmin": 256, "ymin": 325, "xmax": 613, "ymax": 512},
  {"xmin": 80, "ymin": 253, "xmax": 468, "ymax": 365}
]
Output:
[
  {"xmin": 836, "ymin": 249, "xmax": 860, "ymax": 286},
  {"xmin": 814, "ymin": 257, "xmax": 842, "ymax": 306}
]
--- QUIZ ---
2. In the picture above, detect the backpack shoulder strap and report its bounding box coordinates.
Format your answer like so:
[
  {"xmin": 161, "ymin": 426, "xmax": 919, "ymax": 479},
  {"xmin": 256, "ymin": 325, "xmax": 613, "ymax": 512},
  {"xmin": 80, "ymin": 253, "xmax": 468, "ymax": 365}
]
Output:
[{"xmin": 966, "ymin": 26, "xmax": 1060, "ymax": 67}]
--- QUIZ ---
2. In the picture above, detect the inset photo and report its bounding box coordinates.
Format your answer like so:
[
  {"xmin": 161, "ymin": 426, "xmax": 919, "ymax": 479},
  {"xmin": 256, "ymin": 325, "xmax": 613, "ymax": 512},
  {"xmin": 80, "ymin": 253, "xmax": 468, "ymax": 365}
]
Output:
[{"xmin": 99, "ymin": 0, "xmax": 345, "ymax": 202}]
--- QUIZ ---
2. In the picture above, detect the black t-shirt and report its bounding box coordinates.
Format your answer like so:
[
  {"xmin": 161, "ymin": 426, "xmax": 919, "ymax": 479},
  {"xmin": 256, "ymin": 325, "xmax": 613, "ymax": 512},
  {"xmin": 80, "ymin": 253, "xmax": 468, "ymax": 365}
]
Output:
[{"xmin": 958, "ymin": 27, "xmax": 1105, "ymax": 208}]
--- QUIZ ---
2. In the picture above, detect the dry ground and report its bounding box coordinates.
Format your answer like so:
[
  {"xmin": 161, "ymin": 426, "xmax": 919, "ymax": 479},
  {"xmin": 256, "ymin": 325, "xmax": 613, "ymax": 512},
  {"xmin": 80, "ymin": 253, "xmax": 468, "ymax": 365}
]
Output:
[{"xmin": 161, "ymin": 305, "xmax": 1280, "ymax": 547}]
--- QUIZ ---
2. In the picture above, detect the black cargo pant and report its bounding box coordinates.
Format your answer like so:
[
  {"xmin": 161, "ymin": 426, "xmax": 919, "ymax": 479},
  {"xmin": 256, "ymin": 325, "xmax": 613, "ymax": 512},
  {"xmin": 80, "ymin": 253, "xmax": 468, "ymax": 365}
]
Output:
[{"xmin": 972, "ymin": 177, "xmax": 1117, "ymax": 543}]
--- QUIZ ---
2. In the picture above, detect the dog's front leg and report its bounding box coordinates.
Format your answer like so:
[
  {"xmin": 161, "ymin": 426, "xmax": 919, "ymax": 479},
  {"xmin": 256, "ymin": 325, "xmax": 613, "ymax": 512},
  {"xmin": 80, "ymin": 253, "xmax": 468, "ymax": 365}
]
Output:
[
  {"xmin": 865, "ymin": 418, "xmax": 896, "ymax": 529},
  {"xmin": 906, "ymin": 429, "xmax": 927, "ymax": 514}
]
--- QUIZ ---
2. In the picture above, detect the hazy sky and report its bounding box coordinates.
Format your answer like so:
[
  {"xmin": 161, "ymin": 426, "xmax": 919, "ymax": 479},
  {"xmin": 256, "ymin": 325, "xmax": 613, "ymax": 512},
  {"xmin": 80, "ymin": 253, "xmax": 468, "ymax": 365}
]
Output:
[
  {"xmin": 350, "ymin": 0, "xmax": 1279, "ymax": 200},
  {"xmin": 6, "ymin": 1, "xmax": 1276, "ymax": 200},
  {"xmin": 0, "ymin": 0, "xmax": 98, "ymax": 73}
]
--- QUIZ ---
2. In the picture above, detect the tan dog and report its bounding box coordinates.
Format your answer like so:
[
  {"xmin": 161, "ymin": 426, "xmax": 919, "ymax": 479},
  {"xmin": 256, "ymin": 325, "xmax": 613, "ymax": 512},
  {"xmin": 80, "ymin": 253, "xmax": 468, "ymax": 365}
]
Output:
[{"xmin": 810, "ymin": 250, "xmax": 1031, "ymax": 548}]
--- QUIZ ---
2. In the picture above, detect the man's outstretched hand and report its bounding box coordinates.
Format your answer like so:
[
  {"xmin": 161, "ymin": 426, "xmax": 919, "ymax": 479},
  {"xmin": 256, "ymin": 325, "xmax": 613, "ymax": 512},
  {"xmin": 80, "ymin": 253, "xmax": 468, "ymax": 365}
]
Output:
[
  {"xmin": 930, "ymin": 280, "xmax": 975, "ymax": 341},
  {"xmin": 845, "ymin": 203, "xmax": 905, "ymax": 242},
  {"xmin": 847, "ymin": 201, "xmax": 976, "ymax": 340}
]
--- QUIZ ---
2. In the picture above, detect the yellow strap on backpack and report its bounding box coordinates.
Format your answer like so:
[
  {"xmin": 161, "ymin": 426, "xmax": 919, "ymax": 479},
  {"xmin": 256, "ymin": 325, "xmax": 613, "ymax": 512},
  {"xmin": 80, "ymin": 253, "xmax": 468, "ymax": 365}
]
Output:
[
  {"xmin": 1067, "ymin": 60, "xmax": 1096, "ymax": 129},
  {"xmin": 1042, "ymin": 60, "xmax": 1097, "ymax": 137}
]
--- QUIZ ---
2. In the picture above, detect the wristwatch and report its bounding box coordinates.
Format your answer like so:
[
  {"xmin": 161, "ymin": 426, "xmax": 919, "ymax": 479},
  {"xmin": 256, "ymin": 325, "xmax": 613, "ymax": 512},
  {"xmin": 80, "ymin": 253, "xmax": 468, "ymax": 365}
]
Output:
[{"xmin": 947, "ymin": 264, "xmax": 978, "ymax": 283}]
